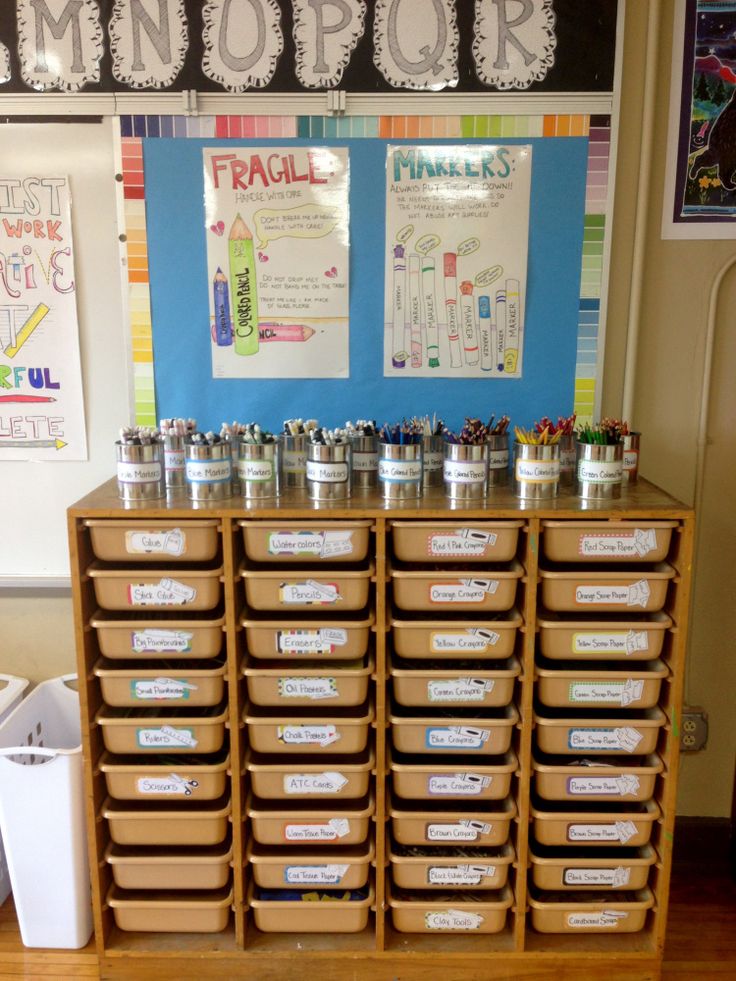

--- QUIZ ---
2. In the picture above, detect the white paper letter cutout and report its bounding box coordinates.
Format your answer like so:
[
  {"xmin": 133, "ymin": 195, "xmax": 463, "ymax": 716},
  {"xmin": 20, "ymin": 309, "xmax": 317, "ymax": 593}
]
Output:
[
  {"xmin": 373, "ymin": 0, "xmax": 458, "ymax": 91},
  {"xmin": 202, "ymin": 0, "xmax": 283, "ymax": 91},
  {"xmin": 109, "ymin": 0, "xmax": 188, "ymax": 89},
  {"xmin": 17, "ymin": 0, "xmax": 103, "ymax": 91},
  {"xmin": 293, "ymin": 0, "xmax": 366, "ymax": 88},
  {"xmin": 473, "ymin": 0, "xmax": 556, "ymax": 90}
]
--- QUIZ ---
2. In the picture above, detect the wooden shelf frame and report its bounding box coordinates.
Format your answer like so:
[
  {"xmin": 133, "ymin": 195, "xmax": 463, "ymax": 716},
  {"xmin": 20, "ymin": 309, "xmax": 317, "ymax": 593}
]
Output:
[{"xmin": 67, "ymin": 478, "xmax": 693, "ymax": 979}]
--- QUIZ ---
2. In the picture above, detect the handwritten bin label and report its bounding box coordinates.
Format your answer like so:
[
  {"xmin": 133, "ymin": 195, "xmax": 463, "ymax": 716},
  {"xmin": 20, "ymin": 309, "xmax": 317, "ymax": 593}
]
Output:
[
  {"xmin": 127, "ymin": 578, "xmax": 197, "ymax": 607},
  {"xmin": 431, "ymin": 629, "xmax": 500, "ymax": 653},
  {"xmin": 136, "ymin": 774, "xmax": 198, "ymax": 796},
  {"xmin": 131, "ymin": 629, "xmax": 193, "ymax": 654},
  {"xmin": 284, "ymin": 864, "xmax": 349, "ymax": 884},
  {"xmin": 239, "ymin": 459, "xmax": 274, "ymax": 482},
  {"xmin": 276, "ymin": 628, "xmax": 347, "ymax": 654},
  {"xmin": 443, "ymin": 460, "xmax": 487, "ymax": 484},
  {"xmin": 567, "ymin": 910, "xmax": 628, "ymax": 929},
  {"xmin": 283, "ymin": 817, "xmax": 350, "ymax": 841},
  {"xmin": 267, "ymin": 531, "xmax": 353, "ymax": 558},
  {"xmin": 131, "ymin": 678, "xmax": 196, "ymax": 701},
  {"xmin": 563, "ymin": 866, "xmax": 631, "ymax": 887},
  {"xmin": 578, "ymin": 529, "xmax": 657, "ymax": 559},
  {"xmin": 574, "ymin": 580, "xmax": 652, "ymax": 608},
  {"xmin": 577, "ymin": 459, "xmax": 624, "ymax": 485},
  {"xmin": 568, "ymin": 680, "xmax": 645, "ymax": 706},
  {"xmin": 306, "ymin": 460, "xmax": 349, "ymax": 483},
  {"xmin": 428, "ymin": 865, "xmax": 496, "ymax": 886},
  {"xmin": 428, "ymin": 773, "xmax": 492, "ymax": 796},
  {"xmin": 568, "ymin": 726, "xmax": 644, "ymax": 754},
  {"xmin": 116, "ymin": 461, "xmax": 162, "ymax": 484},
  {"xmin": 428, "ymin": 530, "xmax": 496, "ymax": 557},
  {"xmin": 424, "ymin": 909, "xmax": 484, "ymax": 930},
  {"xmin": 426, "ymin": 820, "xmax": 491, "ymax": 842},
  {"xmin": 277, "ymin": 724, "xmax": 340, "ymax": 747},
  {"xmin": 279, "ymin": 580, "xmax": 342, "ymax": 605},
  {"xmin": 136, "ymin": 726, "xmax": 198, "ymax": 749},
  {"xmin": 514, "ymin": 458, "xmax": 560, "ymax": 483},
  {"xmin": 277, "ymin": 677, "xmax": 338, "ymax": 700},
  {"xmin": 567, "ymin": 820, "xmax": 638, "ymax": 844},
  {"xmin": 283, "ymin": 772, "xmax": 348, "ymax": 795},
  {"xmin": 430, "ymin": 580, "xmax": 499, "ymax": 604},
  {"xmin": 572, "ymin": 630, "xmax": 649, "ymax": 656},
  {"xmin": 427, "ymin": 678, "xmax": 494, "ymax": 703},
  {"xmin": 378, "ymin": 458, "xmax": 422, "ymax": 482},
  {"xmin": 567, "ymin": 774, "xmax": 641, "ymax": 797},
  {"xmin": 185, "ymin": 458, "xmax": 232, "ymax": 483},
  {"xmin": 125, "ymin": 529, "xmax": 185, "ymax": 557},
  {"xmin": 426, "ymin": 726, "xmax": 491, "ymax": 750}
]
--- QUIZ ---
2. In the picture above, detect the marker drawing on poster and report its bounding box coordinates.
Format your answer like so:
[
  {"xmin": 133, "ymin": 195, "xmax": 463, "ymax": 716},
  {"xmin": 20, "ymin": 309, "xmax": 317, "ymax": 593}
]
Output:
[
  {"xmin": 384, "ymin": 144, "xmax": 531, "ymax": 378},
  {"xmin": 0, "ymin": 175, "xmax": 87, "ymax": 460},
  {"xmin": 204, "ymin": 147, "xmax": 350, "ymax": 378}
]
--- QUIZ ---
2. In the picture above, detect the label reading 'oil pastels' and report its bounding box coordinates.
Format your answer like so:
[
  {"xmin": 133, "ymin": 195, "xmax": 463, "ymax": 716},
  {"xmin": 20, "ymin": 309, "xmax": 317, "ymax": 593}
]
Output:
[{"xmin": 277, "ymin": 677, "xmax": 338, "ymax": 700}]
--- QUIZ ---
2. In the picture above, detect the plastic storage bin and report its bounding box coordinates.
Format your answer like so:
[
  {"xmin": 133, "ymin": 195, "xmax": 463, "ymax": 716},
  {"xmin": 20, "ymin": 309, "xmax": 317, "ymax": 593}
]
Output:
[
  {"xmin": 91, "ymin": 611, "xmax": 225, "ymax": 660},
  {"xmin": 240, "ymin": 520, "xmax": 372, "ymax": 563},
  {"xmin": 390, "ymin": 704, "xmax": 518, "ymax": 756},
  {"xmin": 96, "ymin": 703, "xmax": 229, "ymax": 755},
  {"xmin": 541, "ymin": 521, "xmax": 677, "ymax": 563},
  {"xmin": 99, "ymin": 751, "xmax": 229, "ymax": 801},
  {"xmin": 390, "ymin": 521, "xmax": 523, "ymax": 563},
  {"xmin": 242, "ymin": 612, "xmax": 374, "ymax": 660},
  {"xmin": 535, "ymin": 659, "xmax": 668, "ymax": 709},
  {"xmin": 248, "ymin": 881, "xmax": 373, "ymax": 933},
  {"xmin": 246, "ymin": 747, "xmax": 374, "ymax": 799},
  {"xmin": 530, "ymin": 799, "xmax": 660, "ymax": 847},
  {"xmin": 0, "ymin": 675, "xmax": 93, "ymax": 948},
  {"xmin": 240, "ymin": 563, "xmax": 373, "ymax": 612},
  {"xmin": 247, "ymin": 840, "xmax": 374, "ymax": 889},
  {"xmin": 537, "ymin": 611, "xmax": 672, "ymax": 661},
  {"xmin": 389, "ymin": 796, "xmax": 516, "ymax": 847},
  {"xmin": 529, "ymin": 843, "xmax": 657, "ymax": 891},
  {"xmin": 244, "ymin": 655, "xmax": 373, "ymax": 708},
  {"xmin": 533, "ymin": 707, "xmax": 666, "ymax": 756},
  {"xmin": 247, "ymin": 794, "xmax": 374, "ymax": 846},
  {"xmin": 390, "ymin": 749, "xmax": 517, "ymax": 801},
  {"xmin": 528, "ymin": 887, "xmax": 654, "ymax": 933},
  {"xmin": 538, "ymin": 564, "xmax": 675, "ymax": 613},
  {"xmin": 87, "ymin": 562, "xmax": 224, "ymax": 612},
  {"xmin": 388, "ymin": 882, "xmax": 512, "ymax": 934},
  {"xmin": 0, "ymin": 674, "xmax": 29, "ymax": 907},
  {"xmin": 84, "ymin": 519, "xmax": 220, "ymax": 562},
  {"xmin": 245, "ymin": 703, "xmax": 373, "ymax": 755},
  {"xmin": 389, "ymin": 841, "xmax": 514, "ymax": 890},
  {"xmin": 107, "ymin": 884, "xmax": 232, "ymax": 933},
  {"xmin": 390, "ymin": 560, "xmax": 524, "ymax": 612},
  {"xmin": 103, "ymin": 795, "xmax": 231, "ymax": 846},
  {"xmin": 94, "ymin": 657, "xmax": 227, "ymax": 708},
  {"xmin": 391, "ymin": 612, "xmax": 522, "ymax": 660},
  {"xmin": 533, "ymin": 753, "xmax": 663, "ymax": 802},
  {"xmin": 105, "ymin": 841, "xmax": 233, "ymax": 890},
  {"xmin": 390, "ymin": 656, "xmax": 520, "ymax": 708}
]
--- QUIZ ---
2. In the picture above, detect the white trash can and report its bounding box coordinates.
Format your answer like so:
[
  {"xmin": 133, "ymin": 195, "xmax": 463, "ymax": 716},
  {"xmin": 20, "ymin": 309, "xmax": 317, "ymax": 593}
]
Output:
[
  {"xmin": 0, "ymin": 674, "xmax": 29, "ymax": 907},
  {"xmin": 0, "ymin": 674, "xmax": 93, "ymax": 948}
]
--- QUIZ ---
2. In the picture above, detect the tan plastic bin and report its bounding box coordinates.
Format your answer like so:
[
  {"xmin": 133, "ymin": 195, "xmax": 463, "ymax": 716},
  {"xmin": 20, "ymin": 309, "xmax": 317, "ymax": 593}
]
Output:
[
  {"xmin": 391, "ymin": 560, "xmax": 523, "ymax": 613},
  {"xmin": 240, "ymin": 520, "xmax": 372, "ymax": 563},
  {"xmin": 390, "ymin": 521, "xmax": 523, "ymax": 563},
  {"xmin": 94, "ymin": 657, "xmax": 227, "ymax": 708},
  {"xmin": 534, "ymin": 707, "xmax": 666, "ymax": 756},
  {"xmin": 390, "ymin": 704, "xmax": 518, "ymax": 756},
  {"xmin": 390, "ymin": 795, "xmax": 516, "ymax": 847},
  {"xmin": 91, "ymin": 611, "xmax": 225, "ymax": 660},
  {"xmin": 390, "ymin": 841, "xmax": 514, "ymax": 890},
  {"xmin": 99, "ymin": 751, "xmax": 229, "ymax": 801},
  {"xmin": 248, "ymin": 881, "xmax": 373, "ymax": 933},
  {"xmin": 391, "ymin": 612, "xmax": 522, "ymax": 660},
  {"xmin": 246, "ymin": 747, "xmax": 374, "ymax": 799},
  {"xmin": 247, "ymin": 840, "xmax": 374, "ymax": 889},
  {"xmin": 539, "ymin": 564, "xmax": 675, "ymax": 613},
  {"xmin": 85, "ymin": 519, "xmax": 220, "ymax": 563},
  {"xmin": 103, "ymin": 795, "xmax": 231, "ymax": 846},
  {"xmin": 242, "ymin": 612, "xmax": 373, "ymax": 661},
  {"xmin": 105, "ymin": 841, "xmax": 233, "ymax": 890},
  {"xmin": 388, "ymin": 882, "xmax": 512, "ymax": 934},
  {"xmin": 390, "ymin": 749, "xmax": 517, "ymax": 801},
  {"xmin": 530, "ymin": 799, "xmax": 661, "ymax": 847},
  {"xmin": 528, "ymin": 887, "xmax": 654, "ymax": 933},
  {"xmin": 533, "ymin": 753, "xmax": 663, "ymax": 802},
  {"xmin": 390, "ymin": 656, "xmax": 520, "ymax": 708},
  {"xmin": 537, "ymin": 611, "xmax": 672, "ymax": 661},
  {"xmin": 96, "ymin": 703, "xmax": 228, "ymax": 755},
  {"xmin": 245, "ymin": 703, "xmax": 373, "ymax": 755},
  {"xmin": 244, "ymin": 655, "xmax": 373, "ymax": 708},
  {"xmin": 107, "ymin": 884, "xmax": 232, "ymax": 933},
  {"xmin": 247, "ymin": 794, "xmax": 374, "ymax": 846},
  {"xmin": 542, "ymin": 521, "xmax": 677, "ymax": 564},
  {"xmin": 240, "ymin": 563, "xmax": 373, "ymax": 612},
  {"xmin": 88, "ymin": 562, "xmax": 223, "ymax": 612},
  {"xmin": 535, "ymin": 659, "xmax": 668, "ymax": 710},
  {"xmin": 529, "ymin": 844, "xmax": 657, "ymax": 891}
]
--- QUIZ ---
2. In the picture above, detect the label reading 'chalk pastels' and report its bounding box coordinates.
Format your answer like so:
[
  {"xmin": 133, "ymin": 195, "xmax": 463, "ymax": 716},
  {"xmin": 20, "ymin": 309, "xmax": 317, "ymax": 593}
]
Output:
[
  {"xmin": 567, "ymin": 820, "xmax": 638, "ymax": 844},
  {"xmin": 131, "ymin": 629, "xmax": 193, "ymax": 654},
  {"xmin": 443, "ymin": 460, "xmax": 486, "ymax": 483},
  {"xmin": 277, "ymin": 724, "xmax": 340, "ymax": 747},
  {"xmin": 131, "ymin": 678, "xmax": 197, "ymax": 701},
  {"xmin": 567, "ymin": 910, "xmax": 628, "ymax": 929},
  {"xmin": 563, "ymin": 866, "xmax": 631, "ymax": 887},
  {"xmin": 284, "ymin": 817, "xmax": 350, "ymax": 841},
  {"xmin": 430, "ymin": 580, "xmax": 499, "ymax": 604},
  {"xmin": 117, "ymin": 461, "xmax": 162, "ymax": 484},
  {"xmin": 426, "ymin": 726, "xmax": 491, "ymax": 750},
  {"xmin": 427, "ymin": 678, "xmax": 495, "ymax": 702},
  {"xmin": 239, "ymin": 459, "xmax": 274, "ymax": 482},
  {"xmin": 577, "ymin": 459, "xmax": 623, "ymax": 484},
  {"xmin": 128, "ymin": 578, "xmax": 197, "ymax": 606},
  {"xmin": 378, "ymin": 458, "xmax": 422, "ymax": 482},
  {"xmin": 568, "ymin": 680, "xmax": 644, "ymax": 706},
  {"xmin": 284, "ymin": 864, "xmax": 349, "ymax": 884},
  {"xmin": 568, "ymin": 726, "xmax": 643, "ymax": 753},
  {"xmin": 267, "ymin": 531, "xmax": 353, "ymax": 559},
  {"xmin": 428, "ymin": 530, "xmax": 496, "ymax": 557},
  {"xmin": 572, "ymin": 630, "xmax": 649, "ymax": 656},
  {"xmin": 515, "ymin": 459, "xmax": 560, "ymax": 482},
  {"xmin": 575, "ymin": 580, "xmax": 651, "ymax": 608},
  {"xmin": 424, "ymin": 909, "xmax": 484, "ymax": 930},
  {"xmin": 125, "ymin": 529, "xmax": 185, "ymax": 557},
  {"xmin": 276, "ymin": 628, "xmax": 347, "ymax": 654},
  {"xmin": 277, "ymin": 677, "xmax": 338, "ymax": 700},
  {"xmin": 428, "ymin": 773, "xmax": 492, "ymax": 795},
  {"xmin": 431, "ymin": 629, "xmax": 500, "ymax": 653},
  {"xmin": 578, "ymin": 529, "xmax": 657, "ymax": 559},
  {"xmin": 136, "ymin": 774, "xmax": 198, "ymax": 796},
  {"xmin": 136, "ymin": 726, "xmax": 198, "ymax": 749},
  {"xmin": 185, "ymin": 458, "xmax": 232, "ymax": 483},
  {"xmin": 306, "ymin": 460, "xmax": 349, "ymax": 483},
  {"xmin": 428, "ymin": 865, "xmax": 496, "ymax": 886},
  {"xmin": 567, "ymin": 774, "xmax": 642, "ymax": 797},
  {"xmin": 279, "ymin": 580, "xmax": 342, "ymax": 605},
  {"xmin": 426, "ymin": 820, "xmax": 491, "ymax": 842},
  {"xmin": 283, "ymin": 772, "xmax": 349, "ymax": 795}
]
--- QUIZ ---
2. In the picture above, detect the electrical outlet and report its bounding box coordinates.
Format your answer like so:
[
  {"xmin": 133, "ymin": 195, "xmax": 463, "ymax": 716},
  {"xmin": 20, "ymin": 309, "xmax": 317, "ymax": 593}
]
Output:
[{"xmin": 680, "ymin": 706, "xmax": 708, "ymax": 752}]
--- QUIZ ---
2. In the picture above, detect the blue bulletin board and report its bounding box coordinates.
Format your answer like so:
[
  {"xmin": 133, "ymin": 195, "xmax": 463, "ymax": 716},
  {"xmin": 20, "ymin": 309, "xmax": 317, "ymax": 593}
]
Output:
[{"xmin": 143, "ymin": 135, "xmax": 589, "ymax": 431}]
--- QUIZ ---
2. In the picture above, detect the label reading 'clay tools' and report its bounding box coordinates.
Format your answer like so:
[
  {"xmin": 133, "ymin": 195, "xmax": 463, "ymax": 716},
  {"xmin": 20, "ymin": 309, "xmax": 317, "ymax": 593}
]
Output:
[
  {"xmin": 136, "ymin": 774, "xmax": 198, "ymax": 796},
  {"xmin": 577, "ymin": 459, "xmax": 624, "ymax": 484},
  {"xmin": 428, "ymin": 865, "xmax": 496, "ymax": 886},
  {"xmin": 284, "ymin": 818, "xmax": 350, "ymax": 841},
  {"xmin": 276, "ymin": 628, "xmax": 347, "ymax": 654},
  {"xmin": 125, "ymin": 529, "xmax": 185, "ymax": 557},
  {"xmin": 426, "ymin": 820, "xmax": 492, "ymax": 842},
  {"xmin": 578, "ymin": 529, "xmax": 657, "ymax": 559},
  {"xmin": 428, "ymin": 530, "xmax": 496, "ymax": 557},
  {"xmin": 424, "ymin": 909, "xmax": 484, "ymax": 931},
  {"xmin": 277, "ymin": 724, "xmax": 340, "ymax": 747},
  {"xmin": 128, "ymin": 578, "xmax": 197, "ymax": 607},
  {"xmin": 277, "ymin": 677, "xmax": 338, "ymax": 700},
  {"xmin": 430, "ymin": 580, "xmax": 499, "ymax": 604},
  {"xmin": 563, "ymin": 866, "xmax": 631, "ymax": 887},
  {"xmin": 568, "ymin": 680, "xmax": 644, "ymax": 706},
  {"xmin": 117, "ymin": 460, "xmax": 162, "ymax": 484},
  {"xmin": 238, "ymin": 459, "xmax": 274, "ymax": 482},
  {"xmin": 575, "ymin": 580, "xmax": 651, "ymax": 608},
  {"xmin": 428, "ymin": 773, "xmax": 492, "ymax": 795},
  {"xmin": 427, "ymin": 678, "xmax": 494, "ymax": 703},
  {"xmin": 131, "ymin": 629, "xmax": 193, "ymax": 654},
  {"xmin": 283, "ymin": 772, "xmax": 349, "ymax": 795},
  {"xmin": 131, "ymin": 678, "xmax": 197, "ymax": 701},
  {"xmin": 567, "ymin": 775, "xmax": 641, "ymax": 797},
  {"xmin": 568, "ymin": 726, "xmax": 644, "ymax": 753},
  {"xmin": 378, "ymin": 458, "xmax": 422, "ymax": 482},
  {"xmin": 136, "ymin": 726, "xmax": 198, "ymax": 749},
  {"xmin": 185, "ymin": 458, "xmax": 232, "ymax": 483},
  {"xmin": 306, "ymin": 460, "xmax": 349, "ymax": 483},
  {"xmin": 514, "ymin": 458, "xmax": 560, "ymax": 483},
  {"xmin": 279, "ymin": 580, "xmax": 342, "ymax": 605},
  {"xmin": 268, "ymin": 531, "xmax": 353, "ymax": 559},
  {"xmin": 443, "ymin": 460, "xmax": 487, "ymax": 484},
  {"xmin": 567, "ymin": 820, "xmax": 638, "ymax": 844},
  {"xmin": 426, "ymin": 726, "xmax": 491, "ymax": 750},
  {"xmin": 567, "ymin": 911, "xmax": 628, "ymax": 929},
  {"xmin": 284, "ymin": 864, "xmax": 349, "ymax": 885},
  {"xmin": 431, "ymin": 629, "xmax": 500, "ymax": 653}
]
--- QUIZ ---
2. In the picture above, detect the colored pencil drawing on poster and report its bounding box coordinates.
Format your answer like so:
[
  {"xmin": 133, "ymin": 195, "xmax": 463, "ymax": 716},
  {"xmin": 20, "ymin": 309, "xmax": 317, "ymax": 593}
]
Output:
[
  {"xmin": 203, "ymin": 147, "xmax": 350, "ymax": 380},
  {"xmin": 383, "ymin": 145, "xmax": 532, "ymax": 379}
]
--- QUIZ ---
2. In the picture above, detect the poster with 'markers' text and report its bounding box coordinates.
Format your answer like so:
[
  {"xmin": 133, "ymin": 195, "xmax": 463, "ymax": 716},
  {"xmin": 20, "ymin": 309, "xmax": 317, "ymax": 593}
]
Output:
[
  {"xmin": 203, "ymin": 147, "xmax": 349, "ymax": 379},
  {"xmin": 384, "ymin": 144, "xmax": 531, "ymax": 378}
]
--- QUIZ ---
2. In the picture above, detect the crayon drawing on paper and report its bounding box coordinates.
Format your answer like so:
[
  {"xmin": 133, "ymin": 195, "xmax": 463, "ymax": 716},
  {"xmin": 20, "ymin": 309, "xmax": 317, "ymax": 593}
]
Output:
[
  {"xmin": 0, "ymin": 175, "xmax": 87, "ymax": 461},
  {"xmin": 384, "ymin": 144, "xmax": 531, "ymax": 379},
  {"xmin": 203, "ymin": 147, "xmax": 350, "ymax": 379}
]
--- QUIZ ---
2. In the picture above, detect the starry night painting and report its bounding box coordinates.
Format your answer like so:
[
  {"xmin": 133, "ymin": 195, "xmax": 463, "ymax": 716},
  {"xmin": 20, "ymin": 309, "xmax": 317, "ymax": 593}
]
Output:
[{"xmin": 675, "ymin": 0, "xmax": 736, "ymax": 221}]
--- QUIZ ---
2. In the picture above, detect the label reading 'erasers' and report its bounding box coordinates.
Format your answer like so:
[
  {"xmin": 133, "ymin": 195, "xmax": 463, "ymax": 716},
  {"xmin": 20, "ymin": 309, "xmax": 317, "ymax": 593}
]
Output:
[
  {"xmin": 277, "ymin": 628, "xmax": 348, "ymax": 654},
  {"xmin": 128, "ymin": 578, "xmax": 197, "ymax": 606},
  {"xmin": 125, "ymin": 528, "xmax": 185, "ymax": 556}
]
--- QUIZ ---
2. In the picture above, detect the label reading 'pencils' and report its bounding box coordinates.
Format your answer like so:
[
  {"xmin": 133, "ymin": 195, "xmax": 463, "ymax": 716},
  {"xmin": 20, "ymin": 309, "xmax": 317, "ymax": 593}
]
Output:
[{"xmin": 279, "ymin": 581, "xmax": 342, "ymax": 605}]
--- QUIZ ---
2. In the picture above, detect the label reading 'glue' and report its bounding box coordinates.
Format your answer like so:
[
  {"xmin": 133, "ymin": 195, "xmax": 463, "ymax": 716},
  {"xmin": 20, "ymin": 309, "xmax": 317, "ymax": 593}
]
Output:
[
  {"xmin": 125, "ymin": 529, "xmax": 185, "ymax": 557},
  {"xmin": 431, "ymin": 629, "xmax": 500, "ymax": 653},
  {"xmin": 131, "ymin": 629, "xmax": 193, "ymax": 654},
  {"xmin": 185, "ymin": 459, "xmax": 232, "ymax": 483},
  {"xmin": 128, "ymin": 578, "xmax": 196, "ymax": 606},
  {"xmin": 430, "ymin": 579, "xmax": 499, "ymax": 604},
  {"xmin": 572, "ymin": 630, "xmax": 650, "ymax": 656},
  {"xmin": 443, "ymin": 460, "xmax": 486, "ymax": 484},
  {"xmin": 117, "ymin": 461, "xmax": 162, "ymax": 484},
  {"xmin": 306, "ymin": 460, "xmax": 349, "ymax": 483}
]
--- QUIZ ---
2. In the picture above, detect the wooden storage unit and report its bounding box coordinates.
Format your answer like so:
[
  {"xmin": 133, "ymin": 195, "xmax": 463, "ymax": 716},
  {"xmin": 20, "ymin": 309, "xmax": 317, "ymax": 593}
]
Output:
[{"xmin": 68, "ymin": 479, "xmax": 693, "ymax": 978}]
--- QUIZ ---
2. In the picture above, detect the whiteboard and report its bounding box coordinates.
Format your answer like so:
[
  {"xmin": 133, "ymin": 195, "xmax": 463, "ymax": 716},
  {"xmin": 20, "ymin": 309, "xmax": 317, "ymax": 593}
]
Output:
[{"xmin": 0, "ymin": 119, "xmax": 130, "ymax": 583}]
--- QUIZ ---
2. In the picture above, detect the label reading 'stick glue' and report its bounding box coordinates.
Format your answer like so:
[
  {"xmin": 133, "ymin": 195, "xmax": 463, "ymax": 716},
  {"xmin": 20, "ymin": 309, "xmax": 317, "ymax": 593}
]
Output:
[
  {"xmin": 128, "ymin": 578, "xmax": 197, "ymax": 606},
  {"xmin": 431, "ymin": 629, "xmax": 500, "ymax": 653},
  {"xmin": 428, "ymin": 530, "xmax": 496, "ymax": 557},
  {"xmin": 276, "ymin": 628, "xmax": 347, "ymax": 654},
  {"xmin": 572, "ymin": 630, "xmax": 649, "ymax": 656},
  {"xmin": 279, "ymin": 581, "xmax": 342, "ymax": 605},
  {"xmin": 125, "ymin": 529, "xmax": 185, "ymax": 557},
  {"xmin": 117, "ymin": 461, "xmax": 162, "ymax": 484},
  {"xmin": 131, "ymin": 629, "xmax": 193, "ymax": 654},
  {"xmin": 430, "ymin": 580, "xmax": 499, "ymax": 604}
]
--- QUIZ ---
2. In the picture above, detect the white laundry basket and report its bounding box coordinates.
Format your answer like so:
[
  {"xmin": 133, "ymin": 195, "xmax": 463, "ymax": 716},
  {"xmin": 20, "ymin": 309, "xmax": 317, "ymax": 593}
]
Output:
[
  {"xmin": 0, "ymin": 675, "xmax": 29, "ymax": 906},
  {"xmin": 0, "ymin": 674, "xmax": 93, "ymax": 948}
]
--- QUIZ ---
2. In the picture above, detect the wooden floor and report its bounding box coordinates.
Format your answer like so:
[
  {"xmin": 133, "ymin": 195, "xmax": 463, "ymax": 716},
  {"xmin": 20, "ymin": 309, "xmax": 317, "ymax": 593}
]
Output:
[{"xmin": 1, "ymin": 860, "xmax": 733, "ymax": 980}]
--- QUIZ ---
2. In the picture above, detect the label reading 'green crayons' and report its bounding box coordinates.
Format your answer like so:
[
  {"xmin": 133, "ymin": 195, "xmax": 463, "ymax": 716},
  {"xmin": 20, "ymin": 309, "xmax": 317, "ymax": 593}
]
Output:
[{"xmin": 228, "ymin": 214, "xmax": 259, "ymax": 357}]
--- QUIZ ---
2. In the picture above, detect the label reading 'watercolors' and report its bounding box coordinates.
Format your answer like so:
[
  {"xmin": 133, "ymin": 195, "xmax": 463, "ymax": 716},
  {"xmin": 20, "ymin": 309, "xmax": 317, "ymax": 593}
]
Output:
[
  {"xmin": 430, "ymin": 580, "xmax": 499, "ymax": 604},
  {"xmin": 131, "ymin": 629, "xmax": 193, "ymax": 654},
  {"xmin": 578, "ymin": 529, "xmax": 657, "ymax": 559},
  {"xmin": 268, "ymin": 531, "xmax": 354, "ymax": 559},
  {"xmin": 427, "ymin": 678, "xmax": 494, "ymax": 702},
  {"xmin": 283, "ymin": 772, "xmax": 349, "ymax": 795},
  {"xmin": 428, "ymin": 529, "xmax": 496, "ymax": 557},
  {"xmin": 125, "ymin": 529, "xmax": 185, "ymax": 557},
  {"xmin": 572, "ymin": 630, "xmax": 649, "ymax": 656},
  {"xmin": 567, "ymin": 774, "xmax": 641, "ymax": 797},
  {"xmin": 185, "ymin": 458, "xmax": 232, "ymax": 483},
  {"xmin": 514, "ymin": 459, "xmax": 560, "ymax": 482},
  {"xmin": 563, "ymin": 866, "xmax": 631, "ymax": 887},
  {"xmin": 577, "ymin": 459, "xmax": 623, "ymax": 484},
  {"xmin": 426, "ymin": 726, "xmax": 491, "ymax": 750},
  {"xmin": 568, "ymin": 726, "xmax": 643, "ymax": 753},
  {"xmin": 277, "ymin": 677, "xmax": 338, "ymax": 700},
  {"xmin": 428, "ymin": 773, "xmax": 492, "ymax": 795},
  {"xmin": 276, "ymin": 628, "xmax": 348, "ymax": 654},
  {"xmin": 284, "ymin": 864, "xmax": 349, "ymax": 884},
  {"xmin": 279, "ymin": 580, "xmax": 342, "ymax": 605},
  {"xmin": 306, "ymin": 460, "xmax": 349, "ymax": 483},
  {"xmin": 128, "ymin": 578, "xmax": 196, "ymax": 606},
  {"xmin": 568, "ymin": 680, "xmax": 645, "ymax": 706},
  {"xmin": 428, "ymin": 865, "xmax": 496, "ymax": 886},
  {"xmin": 117, "ymin": 460, "xmax": 162, "ymax": 484},
  {"xmin": 431, "ymin": 629, "xmax": 500, "ymax": 653},
  {"xmin": 575, "ymin": 580, "xmax": 651, "ymax": 608},
  {"xmin": 443, "ymin": 460, "xmax": 486, "ymax": 484},
  {"xmin": 424, "ymin": 909, "xmax": 484, "ymax": 930}
]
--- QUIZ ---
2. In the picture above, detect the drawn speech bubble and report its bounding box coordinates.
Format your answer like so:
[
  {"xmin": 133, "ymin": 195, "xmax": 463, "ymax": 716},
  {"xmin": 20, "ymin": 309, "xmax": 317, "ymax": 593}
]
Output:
[
  {"xmin": 254, "ymin": 205, "xmax": 340, "ymax": 250},
  {"xmin": 396, "ymin": 224, "xmax": 414, "ymax": 244},
  {"xmin": 457, "ymin": 237, "xmax": 480, "ymax": 257},
  {"xmin": 475, "ymin": 265, "xmax": 504, "ymax": 288},
  {"xmin": 416, "ymin": 233, "xmax": 440, "ymax": 256}
]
